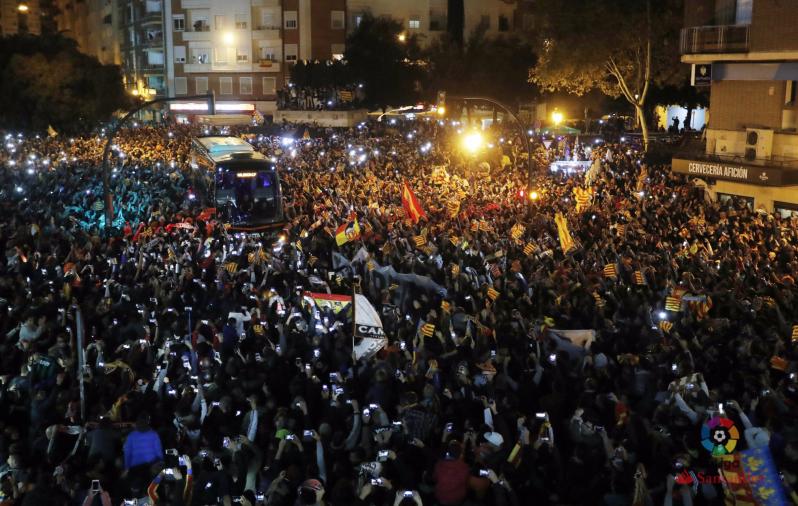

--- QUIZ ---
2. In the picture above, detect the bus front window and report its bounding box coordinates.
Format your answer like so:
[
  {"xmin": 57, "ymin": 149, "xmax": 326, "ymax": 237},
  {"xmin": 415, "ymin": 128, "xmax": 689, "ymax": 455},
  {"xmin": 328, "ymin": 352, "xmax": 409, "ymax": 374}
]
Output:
[{"xmin": 215, "ymin": 169, "xmax": 278, "ymax": 224}]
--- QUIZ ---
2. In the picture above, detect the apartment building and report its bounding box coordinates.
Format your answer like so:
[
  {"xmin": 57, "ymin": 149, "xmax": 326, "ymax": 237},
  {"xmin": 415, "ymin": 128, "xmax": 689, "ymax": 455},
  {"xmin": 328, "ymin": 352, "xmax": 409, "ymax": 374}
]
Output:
[
  {"xmin": 673, "ymin": 0, "xmax": 798, "ymax": 215},
  {"xmin": 346, "ymin": 0, "xmax": 530, "ymax": 47},
  {"xmin": 165, "ymin": 0, "xmax": 345, "ymax": 118},
  {"xmin": 120, "ymin": 0, "xmax": 167, "ymax": 106},
  {"xmin": 0, "ymin": 0, "xmax": 41, "ymax": 35},
  {"xmin": 55, "ymin": 0, "xmax": 121, "ymax": 65}
]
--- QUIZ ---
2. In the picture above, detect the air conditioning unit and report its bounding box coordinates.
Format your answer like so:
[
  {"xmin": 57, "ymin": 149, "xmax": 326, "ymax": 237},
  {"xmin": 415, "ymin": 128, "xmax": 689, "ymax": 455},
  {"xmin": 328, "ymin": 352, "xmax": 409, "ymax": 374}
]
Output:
[{"xmin": 744, "ymin": 128, "xmax": 773, "ymax": 161}]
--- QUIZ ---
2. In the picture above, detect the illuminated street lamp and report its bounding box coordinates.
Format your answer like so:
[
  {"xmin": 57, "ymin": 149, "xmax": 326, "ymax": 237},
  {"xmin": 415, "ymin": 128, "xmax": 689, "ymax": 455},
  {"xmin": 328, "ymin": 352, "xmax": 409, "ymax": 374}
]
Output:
[
  {"xmin": 397, "ymin": 33, "xmax": 406, "ymax": 43},
  {"xmin": 17, "ymin": 3, "xmax": 29, "ymax": 11},
  {"xmin": 529, "ymin": 191, "xmax": 540, "ymax": 201},
  {"xmin": 223, "ymin": 31, "xmax": 235, "ymax": 45},
  {"xmin": 552, "ymin": 109, "xmax": 564, "ymax": 126},
  {"xmin": 461, "ymin": 131, "xmax": 484, "ymax": 154},
  {"xmin": 436, "ymin": 106, "xmax": 446, "ymax": 116}
]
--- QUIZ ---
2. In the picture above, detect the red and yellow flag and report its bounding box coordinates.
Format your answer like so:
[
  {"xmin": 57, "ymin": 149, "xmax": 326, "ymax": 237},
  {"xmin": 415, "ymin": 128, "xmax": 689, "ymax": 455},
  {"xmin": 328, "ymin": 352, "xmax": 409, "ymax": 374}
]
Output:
[
  {"xmin": 335, "ymin": 215, "xmax": 361, "ymax": 246},
  {"xmin": 401, "ymin": 180, "xmax": 427, "ymax": 224}
]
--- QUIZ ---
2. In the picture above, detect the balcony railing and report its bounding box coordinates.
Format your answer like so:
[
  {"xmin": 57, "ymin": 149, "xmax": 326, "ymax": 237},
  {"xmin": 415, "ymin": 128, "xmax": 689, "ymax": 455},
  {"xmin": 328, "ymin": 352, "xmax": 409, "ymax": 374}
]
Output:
[{"xmin": 680, "ymin": 24, "xmax": 749, "ymax": 54}]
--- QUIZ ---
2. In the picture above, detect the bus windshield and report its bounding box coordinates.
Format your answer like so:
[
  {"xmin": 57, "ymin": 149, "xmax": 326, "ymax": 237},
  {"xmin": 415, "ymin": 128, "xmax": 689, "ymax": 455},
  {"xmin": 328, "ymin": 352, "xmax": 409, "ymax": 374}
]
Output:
[{"xmin": 215, "ymin": 168, "xmax": 279, "ymax": 224}]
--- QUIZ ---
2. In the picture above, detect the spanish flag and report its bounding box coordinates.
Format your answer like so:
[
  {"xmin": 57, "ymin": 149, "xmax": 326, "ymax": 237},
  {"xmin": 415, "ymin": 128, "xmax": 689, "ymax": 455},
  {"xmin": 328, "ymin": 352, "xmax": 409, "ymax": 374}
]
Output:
[
  {"xmin": 554, "ymin": 213, "xmax": 576, "ymax": 254},
  {"xmin": 401, "ymin": 180, "xmax": 427, "ymax": 224},
  {"xmin": 335, "ymin": 215, "xmax": 361, "ymax": 246}
]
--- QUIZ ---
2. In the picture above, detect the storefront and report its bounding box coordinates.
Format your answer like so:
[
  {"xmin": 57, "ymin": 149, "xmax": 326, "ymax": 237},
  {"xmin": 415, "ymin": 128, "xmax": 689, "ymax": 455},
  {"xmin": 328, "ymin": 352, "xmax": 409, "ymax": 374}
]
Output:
[{"xmin": 671, "ymin": 157, "xmax": 798, "ymax": 212}]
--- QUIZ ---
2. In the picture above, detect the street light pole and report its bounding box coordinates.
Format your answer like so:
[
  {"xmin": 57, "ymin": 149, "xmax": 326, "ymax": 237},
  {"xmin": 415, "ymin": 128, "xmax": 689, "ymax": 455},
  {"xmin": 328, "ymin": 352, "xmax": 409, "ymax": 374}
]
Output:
[
  {"xmin": 452, "ymin": 96, "xmax": 535, "ymax": 196},
  {"xmin": 102, "ymin": 92, "xmax": 215, "ymax": 230}
]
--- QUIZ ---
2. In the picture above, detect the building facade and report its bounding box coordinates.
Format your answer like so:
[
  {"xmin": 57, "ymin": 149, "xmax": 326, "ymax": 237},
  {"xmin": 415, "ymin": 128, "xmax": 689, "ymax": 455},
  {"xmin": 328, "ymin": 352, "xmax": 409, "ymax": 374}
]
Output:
[
  {"xmin": 345, "ymin": 0, "xmax": 529, "ymax": 47},
  {"xmin": 673, "ymin": 0, "xmax": 798, "ymax": 216},
  {"xmin": 165, "ymin": 0, "xmax": 346, "ymax": 117},
  {"xmin": 1, "ymin": 0, "xmax": 41, "ymax": 35}
]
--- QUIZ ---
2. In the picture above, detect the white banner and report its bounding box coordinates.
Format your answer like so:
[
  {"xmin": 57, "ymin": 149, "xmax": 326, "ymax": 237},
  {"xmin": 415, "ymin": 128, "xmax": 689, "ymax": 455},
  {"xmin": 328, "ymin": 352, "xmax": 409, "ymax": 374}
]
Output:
[{"xmin": 353, "ymin": 294, "xmax": 387, "ymax": 360}]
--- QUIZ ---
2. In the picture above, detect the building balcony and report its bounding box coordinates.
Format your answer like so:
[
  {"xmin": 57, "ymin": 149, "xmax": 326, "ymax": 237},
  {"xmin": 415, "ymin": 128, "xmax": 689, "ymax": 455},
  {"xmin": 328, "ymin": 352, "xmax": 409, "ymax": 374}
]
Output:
[
  {"xmin": 140, "ymin": 12, "xmax": 162, "ymax": 25},
  {"xmin": 184, "ymin": 63, "xmax": 211, "ymax": 73},
  {"xmin": 252, "ymin": 27, "xmax": 280, "ymax": 39},
  {"xmin": 257, "ymin": 59, "xmax": 281, "ymax": 72},
  {"xmin": 182, "ymin": 26, "xmax": 211, "ymax": 41},
  {"xmin": 680, "ymin": 24, "xmax": 749, "ymax": 54}
]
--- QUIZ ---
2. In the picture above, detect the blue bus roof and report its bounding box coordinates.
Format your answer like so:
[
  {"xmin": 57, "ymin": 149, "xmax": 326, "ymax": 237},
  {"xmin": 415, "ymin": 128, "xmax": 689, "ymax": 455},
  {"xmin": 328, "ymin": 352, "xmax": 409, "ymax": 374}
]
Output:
[{"xmin": 195, "ymin": 136, "xmax": 255, "ymax": 162}]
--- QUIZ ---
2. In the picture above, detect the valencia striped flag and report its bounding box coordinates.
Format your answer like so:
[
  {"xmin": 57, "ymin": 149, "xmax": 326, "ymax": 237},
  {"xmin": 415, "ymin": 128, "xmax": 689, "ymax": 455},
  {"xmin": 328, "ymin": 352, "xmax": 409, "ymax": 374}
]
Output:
[
  {"xmin": 523, "ymin": 243, "xmax": 536, "ymax": 256},
  {"xmin": 413, "ymin": 235, "xmax": 427, "ymax": 248},
  {"xmin": 401, "ymin": 180, "xmax": 427, "ymax": 224},
  {"xmin": 420, "ymin": 323, "xmax": 435, "ymax": 337},
  {"xmin": 441, "ymin": 300, "xmax": 451, "ymax": 313},
  {"xmin": 225, "ymin": 262, "xmax": 239, "ymax": 274},
  {"xmin": 791, "ymin": 324, "xmax": 798, "ymax": 342},
  {"xmin": 659, "ymin": 320, "xmax": 673, "ymax": 333},
  {"xmin": 633, "ymin": 270, "xmax": 646, "ymax": 285},
  {"xmin": 487, "ymin": 287, "xmax": 500, "ymax": 301},
  {"xmin": 603, "ymin": 263, "xmax": 617, "ymax": 279},
  {"xmin": 665, "ymin": 296, "xmax": 681, "ymax": 312},
  {"xmin": 451, "ymin": 264, "xmax": 460, "ymax": 276}
]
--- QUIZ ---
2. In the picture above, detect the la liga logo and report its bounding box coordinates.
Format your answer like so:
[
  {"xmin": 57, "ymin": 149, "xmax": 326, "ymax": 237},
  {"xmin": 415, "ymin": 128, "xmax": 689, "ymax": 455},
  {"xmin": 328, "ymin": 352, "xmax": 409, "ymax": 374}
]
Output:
[{"xmin": 701, "ymin": 416, "xmax": 739, "ymax": 456}]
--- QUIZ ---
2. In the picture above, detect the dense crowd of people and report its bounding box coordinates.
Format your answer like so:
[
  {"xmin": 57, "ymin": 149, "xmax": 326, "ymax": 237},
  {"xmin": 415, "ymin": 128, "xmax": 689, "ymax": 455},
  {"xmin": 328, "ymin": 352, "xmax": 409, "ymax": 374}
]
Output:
[
  {"xmin": 277, "ymin": 85, "xmax": 365, "ymax": 111},
  {"xmin": 0, "ymin": 117, "xmax": 797, "ymax": 506}
]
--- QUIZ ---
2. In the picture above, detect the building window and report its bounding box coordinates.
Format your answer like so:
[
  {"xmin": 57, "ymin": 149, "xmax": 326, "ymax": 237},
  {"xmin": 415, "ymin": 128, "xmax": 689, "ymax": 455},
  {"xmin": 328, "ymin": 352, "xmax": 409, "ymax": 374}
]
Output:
[
  {"xmin": 331, "ymin": 43, "xmax": 345, "ymax": 61},
  {"xmin": 260, "ymin": 11, "xmax": 275, "ymax": 29},
  {"xmin": 172, "ymin": 15, "xmax": 185, "ymax": 31},
  {"xmin": 235, "ymin": 13, "xmax": 247, "ymax": 29},
  {"xmin": 262, "ymin": 77, "xmax": 276, "ymax": 95},
  {"xmin": 284, "ymin": 11, "xmax": 297, "ymax": 29},
  {"xmin": 354, "ymin": 14, "xmax": 363, "ymax": 27},
  {"xmin": 260, "ymin": 46, "xmax": 275, "ymax": 61},
  {"xmin": 408, "ymin": 18, "xmax": 420, "ymax": 29},
  {"xmin": 498, "ymin": 15, "xmax": 510, "ymax": 32},
  {"xmin": 174, "ymin": 46, "xmax": 186, "ymax": 63},
  {"xmin": 219, "ymin": 76, "xmax": 233, "ymax": 95},
  {"xmin": 195, "ymin": 76, "xmax": 208, "ymax": 94},
  {"xmin": 236, "ymin": 48, "xmax": 249, "ymax": 63},
  {"xmin": 240, "ymin": 77, "xmax": 252, "ymax": 95},
  {"xmin": 191, "ymin": 13, "xmax": 209, "ymax": 32},
  {"xmin": 215, "ymin": 48, "xmax": 228, "ymax": 63},
  {"xmin": 480, "ymin": 14, "xmax": 490, "ymax": 29},
  {"xmin": 735, "ymin": 0, "xmax": 753, "ymax": 24},
  {"xmin": 175, "ymin": 77, "xmax": 187, "ymax": 95},
  {"xmin": 284, "ymin": 43, "xmax": 298, "ymax": 62},
  {"xmin": 190, "ymin": 48, "xmax": 209, "ymax": 64},
  {"xmin": 214, "ymin": 15, "xmax": 226, "ymax": 30},
  {"xmin": 331, "ymin": 10, "xmax": 344, "ymax": 29}
]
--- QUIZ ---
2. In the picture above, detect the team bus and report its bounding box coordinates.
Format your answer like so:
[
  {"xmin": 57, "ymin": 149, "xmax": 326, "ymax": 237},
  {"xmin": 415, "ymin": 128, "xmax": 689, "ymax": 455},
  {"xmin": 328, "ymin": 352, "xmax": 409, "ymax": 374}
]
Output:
[{"xmin": 189, "ymin": 136, "xmax": 285, "ymax": 232}]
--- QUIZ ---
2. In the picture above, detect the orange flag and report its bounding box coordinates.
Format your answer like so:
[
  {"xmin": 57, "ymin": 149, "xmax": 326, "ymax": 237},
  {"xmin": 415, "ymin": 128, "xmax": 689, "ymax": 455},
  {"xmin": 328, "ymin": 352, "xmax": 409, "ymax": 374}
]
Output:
[{"xmin": 401, "ymin": 180, "xmax": 427, "ymax": 224}]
